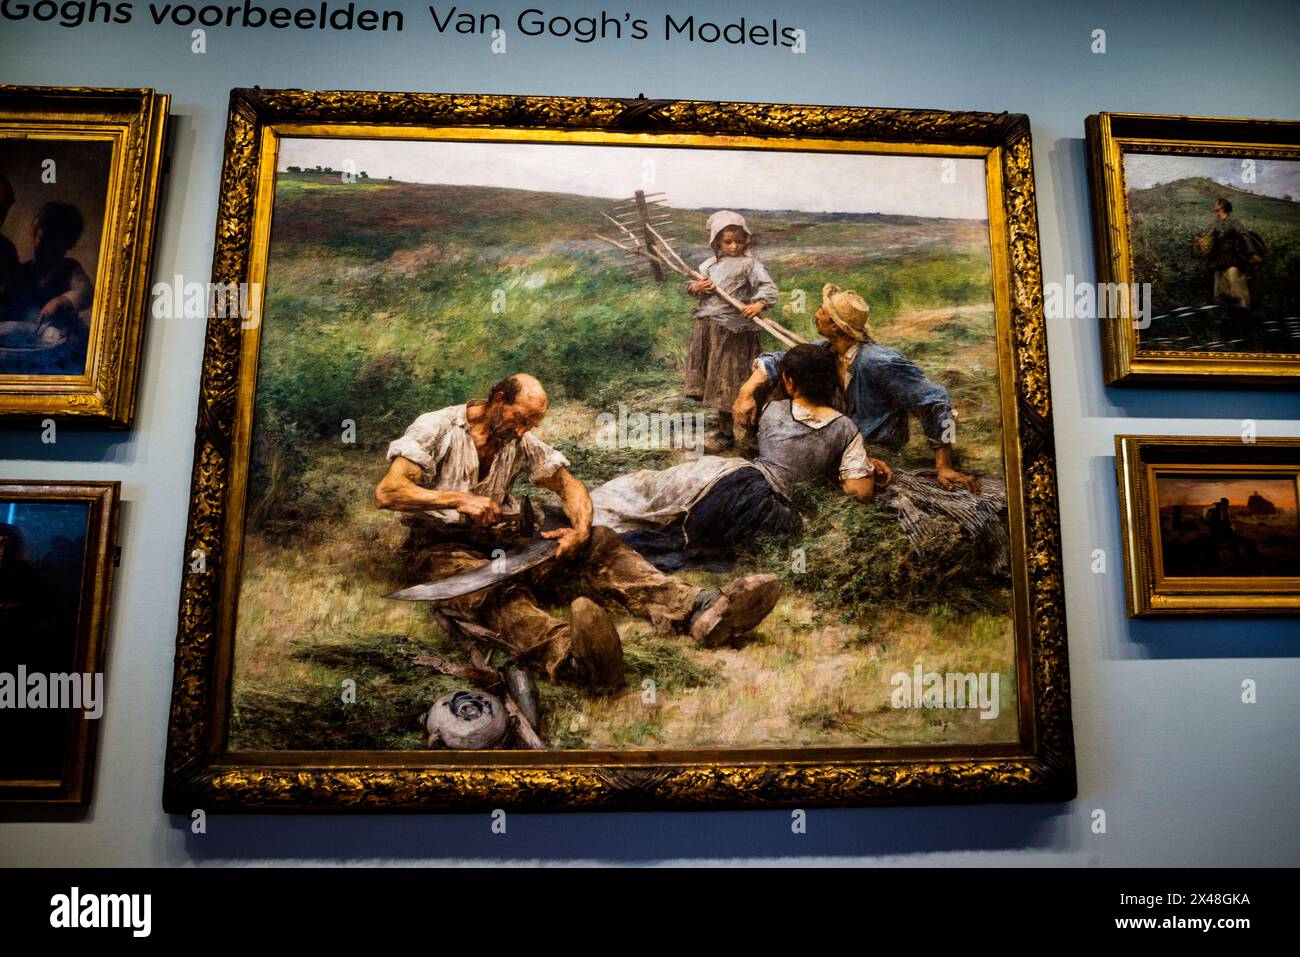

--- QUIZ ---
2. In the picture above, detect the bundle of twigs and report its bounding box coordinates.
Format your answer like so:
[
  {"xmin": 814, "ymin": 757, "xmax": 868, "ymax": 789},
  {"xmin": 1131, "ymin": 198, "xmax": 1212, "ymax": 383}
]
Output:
[{"xmin": 878, "ymin": 471, "xmax": 1010, "ymax": 576}]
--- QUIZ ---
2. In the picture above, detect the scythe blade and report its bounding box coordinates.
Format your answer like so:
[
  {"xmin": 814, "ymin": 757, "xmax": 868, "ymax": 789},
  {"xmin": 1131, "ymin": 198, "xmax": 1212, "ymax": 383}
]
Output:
[{"xmin": 383, "ymin": 537, "xmax": 559, "ymax": 603}]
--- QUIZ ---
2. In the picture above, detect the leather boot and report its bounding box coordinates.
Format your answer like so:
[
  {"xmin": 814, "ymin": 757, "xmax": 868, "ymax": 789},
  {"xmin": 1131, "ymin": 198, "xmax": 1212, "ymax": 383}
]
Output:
[
  {"xmin": 567, "ymin": 597, "xmax": 626, "ymax": 693},
  {"xmin": 689, "ymin": 573, "xmax": 781, "ymax": 647}
]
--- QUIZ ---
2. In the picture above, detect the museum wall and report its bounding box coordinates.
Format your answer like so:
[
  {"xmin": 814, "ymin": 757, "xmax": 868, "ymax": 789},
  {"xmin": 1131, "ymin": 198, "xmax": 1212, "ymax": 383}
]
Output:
[{"xmin": 1, "ymin": 0, "xmax": 1297, "ymax": 866}]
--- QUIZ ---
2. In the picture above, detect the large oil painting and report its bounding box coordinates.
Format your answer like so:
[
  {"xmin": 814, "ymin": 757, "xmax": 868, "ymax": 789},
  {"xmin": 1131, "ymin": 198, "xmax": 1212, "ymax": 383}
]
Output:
[
  {"xmin": 232, "ymin": 135, "xmax": 1017, "ymax": 752},
  {"xmin": 164, "ymin": 91, "xmax": 1074, "ymax": 811}
]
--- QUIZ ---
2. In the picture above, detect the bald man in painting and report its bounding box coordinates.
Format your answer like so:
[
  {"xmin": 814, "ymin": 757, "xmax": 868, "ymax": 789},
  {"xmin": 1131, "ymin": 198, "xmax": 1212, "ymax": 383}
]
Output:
[{"xmin": 375, "ymin": 373, "xmax": 781, "ymax": 694}]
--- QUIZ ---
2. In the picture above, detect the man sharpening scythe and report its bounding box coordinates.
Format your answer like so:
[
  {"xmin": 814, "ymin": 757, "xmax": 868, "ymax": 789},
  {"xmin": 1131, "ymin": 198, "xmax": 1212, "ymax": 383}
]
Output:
[{"xmin": 375, "ymin": 373, "xmax": 781, "ymax": 693}]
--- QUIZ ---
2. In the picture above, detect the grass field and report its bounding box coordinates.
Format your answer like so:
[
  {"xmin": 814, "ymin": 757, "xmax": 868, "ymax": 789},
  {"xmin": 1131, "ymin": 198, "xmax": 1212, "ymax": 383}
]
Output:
[{"xmin": 229, "ymin": 171, "xmax": 1017, "ymax": 751}]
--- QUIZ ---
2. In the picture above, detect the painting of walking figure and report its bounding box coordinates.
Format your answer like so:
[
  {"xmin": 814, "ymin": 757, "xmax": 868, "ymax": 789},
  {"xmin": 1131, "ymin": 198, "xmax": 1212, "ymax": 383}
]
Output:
[
  {"xmin": 1124, "ymin": 153, "xmax": 1300, "ymax": 354},
  {"xmin": 1087, "ymin": 112, "xmax": 1300, "ymax": 386},
  {"xmin": 165, "ymin": 91, "xmax": 1075, "ymax": 811}
]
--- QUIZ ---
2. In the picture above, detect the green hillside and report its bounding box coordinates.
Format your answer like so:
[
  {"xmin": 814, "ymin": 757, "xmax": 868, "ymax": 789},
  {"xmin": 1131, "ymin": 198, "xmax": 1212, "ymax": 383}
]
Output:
[
  {"xmin": 1127, "ymin": 175, "xmax": 1299, "ymax": 227},
  {"xmin": 255, "ymin": 172, "xmax": 994, "ymax": 454}
]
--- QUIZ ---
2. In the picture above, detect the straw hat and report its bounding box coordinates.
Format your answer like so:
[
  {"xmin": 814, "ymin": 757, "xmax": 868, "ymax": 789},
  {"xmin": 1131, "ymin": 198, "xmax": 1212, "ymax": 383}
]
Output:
[{"xmin": 821, "ymin": 283, "xmax": 872, "ymax": 341}]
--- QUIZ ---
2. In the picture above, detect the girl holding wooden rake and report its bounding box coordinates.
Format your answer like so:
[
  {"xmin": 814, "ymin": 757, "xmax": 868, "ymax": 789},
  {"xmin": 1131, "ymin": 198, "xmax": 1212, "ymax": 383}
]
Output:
[{"xmin": 683, "ymin": 210, "xmax": 779, "ymax": 449}]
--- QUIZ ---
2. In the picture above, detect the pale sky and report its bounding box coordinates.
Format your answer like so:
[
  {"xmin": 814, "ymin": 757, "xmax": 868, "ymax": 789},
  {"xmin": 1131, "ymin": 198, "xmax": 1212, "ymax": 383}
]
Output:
[
  {"xmin": 279, "ymin": 137, "xmax": 989, "ymax": 219},
  {"xmin": 1124, "ymin": 154, "xmax": 1300, "ymax": 202}
]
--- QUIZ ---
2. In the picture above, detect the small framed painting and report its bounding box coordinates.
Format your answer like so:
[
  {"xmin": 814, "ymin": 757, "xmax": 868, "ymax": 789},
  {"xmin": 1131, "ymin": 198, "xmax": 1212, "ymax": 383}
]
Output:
[
  {"xmin": 0, "ymin": 481, "xmax": 120, "ymax": 809},
  {"xmin": 0, "ymin": 85, "xmax": 169, "ymax": 426},
  {"xmin": 1115, "ymin": 435, "xmax": 1300, "ymax": 616},
  {"xmin": 1086, "ymin": 112, "xmax": 1300, "ymax": 387}
]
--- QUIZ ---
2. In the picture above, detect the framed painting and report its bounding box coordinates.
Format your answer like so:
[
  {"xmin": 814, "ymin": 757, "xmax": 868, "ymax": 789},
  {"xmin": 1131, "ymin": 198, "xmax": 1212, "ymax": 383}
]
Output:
[
  {"xmin": 164, "ymin": 89, "xmax": 1074, "ymax": 812},
  {"xmin": 1086, "ymin": 112, "xmax": 1300, "ymax": 386},
  {"xmin": 1, "ymin": 480, "xmax": 119, "ymax": 809},
  {"xmin": 0, "ymin": 85, "xmax": 170, "ymax": 427},
  {"xmin": 1115, "ymin": 435, "xmax": 1300, "ymax": 616}
]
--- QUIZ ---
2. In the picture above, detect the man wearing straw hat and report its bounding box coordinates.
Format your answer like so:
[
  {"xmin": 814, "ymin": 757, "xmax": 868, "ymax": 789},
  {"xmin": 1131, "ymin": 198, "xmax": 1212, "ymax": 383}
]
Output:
[{"xmin": 733, "ymin": 283, "xmax": 981, "ymax": 494}]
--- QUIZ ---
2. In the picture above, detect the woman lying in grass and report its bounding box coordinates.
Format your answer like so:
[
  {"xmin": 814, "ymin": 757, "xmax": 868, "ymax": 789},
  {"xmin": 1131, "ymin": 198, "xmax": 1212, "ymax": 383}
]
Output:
[{"xmin": 590, "ymin": 343, "xmax": 892, "ymax": 569}]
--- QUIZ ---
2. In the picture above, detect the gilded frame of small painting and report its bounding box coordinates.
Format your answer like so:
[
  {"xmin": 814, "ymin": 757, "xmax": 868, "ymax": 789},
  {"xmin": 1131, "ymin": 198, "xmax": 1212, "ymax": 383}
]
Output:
[
  {"xmin": 163, "ymin": 89, "xmax": 1075, "ymax": 812},
  {"xmin": 1115, "ymin": 435, "xmax": 1300, "ymax": 617},
  {"xmin": 0, "ymin": 85, "xmax": 170, "ymax": 427},
  {"xmin": 1085, "ymin": 112, "xmax": 1300, "ymax": 387}
]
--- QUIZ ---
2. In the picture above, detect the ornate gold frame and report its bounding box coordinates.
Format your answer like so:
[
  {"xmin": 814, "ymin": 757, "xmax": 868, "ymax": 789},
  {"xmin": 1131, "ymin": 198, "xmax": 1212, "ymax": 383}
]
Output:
[
  {"xmin": 164, "ymin": 89, "xmax": 1074, "ymax": 811},
  {"xmin": 1, "ymin": 480, "xmax": 119, "ymax": 810},
  {"xmin": 0, "ymin": 85, "xmax": 170, "ymax": 427},
  {"xmin": 1115, "ymin": 435, "xmax": 1300, "ymax": 617},
  {"xmin": 1086, "ymin": 112, "xmax": 1300, "ymax": 387}
]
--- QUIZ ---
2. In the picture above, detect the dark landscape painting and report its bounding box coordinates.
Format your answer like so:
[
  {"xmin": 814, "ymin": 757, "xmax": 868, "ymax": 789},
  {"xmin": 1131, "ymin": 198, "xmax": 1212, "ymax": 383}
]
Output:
[{"xmin": 1156, "ymin": 473, "xmax": 1300, "ymax": 578}]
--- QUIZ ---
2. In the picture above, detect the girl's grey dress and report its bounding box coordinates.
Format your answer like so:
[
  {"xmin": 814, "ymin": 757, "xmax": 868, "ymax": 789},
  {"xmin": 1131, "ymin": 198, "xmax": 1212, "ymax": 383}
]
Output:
[{"xmin": 683, "ymin": 253, "xmax": 779, "ymax": 412}]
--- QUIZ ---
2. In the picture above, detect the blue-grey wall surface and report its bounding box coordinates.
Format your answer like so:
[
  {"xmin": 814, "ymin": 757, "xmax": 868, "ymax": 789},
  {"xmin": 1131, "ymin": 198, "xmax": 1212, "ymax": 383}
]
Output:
[{"xmin": 1, "ymin": 0, "xmax": 1297, "ymax": 866}]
